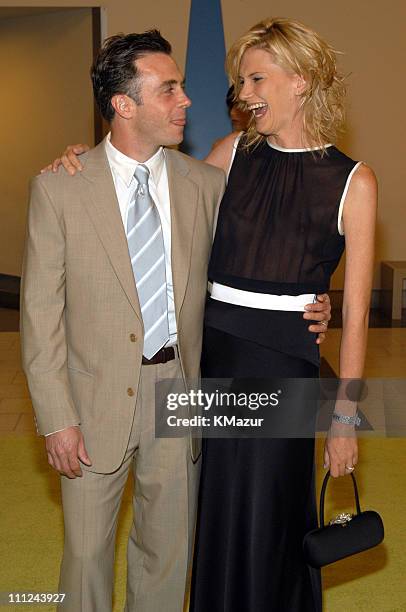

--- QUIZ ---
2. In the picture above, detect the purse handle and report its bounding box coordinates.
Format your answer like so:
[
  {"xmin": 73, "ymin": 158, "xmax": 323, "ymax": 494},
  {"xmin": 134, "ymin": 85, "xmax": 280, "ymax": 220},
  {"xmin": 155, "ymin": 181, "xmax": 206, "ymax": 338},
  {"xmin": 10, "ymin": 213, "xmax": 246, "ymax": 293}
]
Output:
[{"xmin": 319, "ymin": 470, "xmax": 362, "ymax": 527}]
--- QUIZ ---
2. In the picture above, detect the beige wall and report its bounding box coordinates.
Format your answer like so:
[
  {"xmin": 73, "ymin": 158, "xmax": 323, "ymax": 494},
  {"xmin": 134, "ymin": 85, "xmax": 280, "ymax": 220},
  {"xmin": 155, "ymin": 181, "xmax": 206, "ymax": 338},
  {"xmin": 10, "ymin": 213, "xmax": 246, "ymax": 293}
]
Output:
[
  {"xmin": 0, "ymin": 8, "xmax": 94, "ymax": 276},
  {"xmin": 0, "ymin": 1, "xmax": 404, "ymax": 290}
]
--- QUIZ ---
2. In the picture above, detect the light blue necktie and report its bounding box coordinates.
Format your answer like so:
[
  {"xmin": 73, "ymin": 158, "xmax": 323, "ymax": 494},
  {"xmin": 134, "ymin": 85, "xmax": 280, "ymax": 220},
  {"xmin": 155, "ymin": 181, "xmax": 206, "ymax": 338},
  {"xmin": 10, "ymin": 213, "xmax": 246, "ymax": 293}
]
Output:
[{"xmin": 127, "ymin": 164, "xmax": 170, "ymax": 359}]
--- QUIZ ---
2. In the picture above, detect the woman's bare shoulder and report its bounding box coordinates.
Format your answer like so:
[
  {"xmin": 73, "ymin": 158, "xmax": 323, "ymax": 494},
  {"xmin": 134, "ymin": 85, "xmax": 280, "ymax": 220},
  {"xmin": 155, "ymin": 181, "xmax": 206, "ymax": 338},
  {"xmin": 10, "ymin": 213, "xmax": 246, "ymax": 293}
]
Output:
[
  {"xmin": 204, "ymin": 131, "xmax": 243, "ymax": 173},
  {"xmin": 350, "ymin": 163, "xmax": 378, "ymax": 196},
  {"xmin": 343, "ymin": 163, "xmax": 377, "ymax": 231}
]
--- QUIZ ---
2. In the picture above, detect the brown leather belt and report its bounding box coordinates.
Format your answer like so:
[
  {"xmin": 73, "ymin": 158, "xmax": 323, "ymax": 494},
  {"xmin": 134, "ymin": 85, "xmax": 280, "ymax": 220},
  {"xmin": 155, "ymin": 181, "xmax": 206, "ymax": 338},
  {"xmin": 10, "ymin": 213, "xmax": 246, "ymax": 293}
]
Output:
[{"xmin": 142, "ymin": 346, "xmax": 176, "ymax": 365}]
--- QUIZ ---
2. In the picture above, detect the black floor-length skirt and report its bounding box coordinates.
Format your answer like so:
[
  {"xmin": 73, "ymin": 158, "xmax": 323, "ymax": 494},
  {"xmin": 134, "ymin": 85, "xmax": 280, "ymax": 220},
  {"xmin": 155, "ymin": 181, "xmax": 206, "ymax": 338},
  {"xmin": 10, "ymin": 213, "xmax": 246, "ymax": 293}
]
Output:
[{"xmin": 190, "ymin": 326, "xmax": 322, "ymax": 612}]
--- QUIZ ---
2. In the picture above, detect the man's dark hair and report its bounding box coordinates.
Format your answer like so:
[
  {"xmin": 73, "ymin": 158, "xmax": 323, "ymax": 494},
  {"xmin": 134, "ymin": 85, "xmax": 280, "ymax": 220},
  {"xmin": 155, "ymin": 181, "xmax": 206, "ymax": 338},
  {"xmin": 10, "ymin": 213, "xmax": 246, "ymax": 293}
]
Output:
[{"xmin": 91, "ymin": 30, "xmax": 172, "ymax": 122}]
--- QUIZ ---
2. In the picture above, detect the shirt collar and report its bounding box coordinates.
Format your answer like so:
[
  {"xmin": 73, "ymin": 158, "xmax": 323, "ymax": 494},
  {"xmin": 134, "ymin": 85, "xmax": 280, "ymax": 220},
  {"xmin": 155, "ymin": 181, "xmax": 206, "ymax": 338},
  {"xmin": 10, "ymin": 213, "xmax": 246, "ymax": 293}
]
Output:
[{"xmin": 105, "ymin": 132, "xmax": 165, "ymax": 187}]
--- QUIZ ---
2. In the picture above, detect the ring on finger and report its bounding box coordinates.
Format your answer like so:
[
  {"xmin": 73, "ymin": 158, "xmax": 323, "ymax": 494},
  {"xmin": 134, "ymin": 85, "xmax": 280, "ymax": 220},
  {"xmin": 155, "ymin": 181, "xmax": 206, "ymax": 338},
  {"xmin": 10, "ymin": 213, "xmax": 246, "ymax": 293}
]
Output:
[
  {"xmin": 345, "ymin": 465, "xmax": 355, "ymax": 472},
  {"xmin": 320, "ymin": 320, "xmax": 328, "ymax": 327}
]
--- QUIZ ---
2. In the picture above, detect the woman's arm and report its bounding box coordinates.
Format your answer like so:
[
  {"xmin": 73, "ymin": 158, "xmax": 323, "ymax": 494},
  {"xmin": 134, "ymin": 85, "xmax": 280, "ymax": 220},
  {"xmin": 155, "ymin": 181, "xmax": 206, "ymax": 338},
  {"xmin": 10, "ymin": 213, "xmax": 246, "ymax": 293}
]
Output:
[
  {"xmin": 340, "ymin": 164, "xmax": 377, "ymax": 377},
  {"xmin": 324, "ymin": 163, "xmax": 378, "ymax": 477},
  {"xmin": 204, "ymin": 131, "xmax": 241, "ymax": 173}
]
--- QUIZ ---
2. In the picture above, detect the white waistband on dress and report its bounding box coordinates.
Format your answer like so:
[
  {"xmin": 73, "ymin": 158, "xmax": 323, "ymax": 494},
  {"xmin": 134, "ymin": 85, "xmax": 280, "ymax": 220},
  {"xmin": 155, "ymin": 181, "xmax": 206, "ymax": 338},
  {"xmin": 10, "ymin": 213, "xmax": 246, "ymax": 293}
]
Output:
[{"xmin": 209, "ymin": 282, "xmax": 316, "ymax": 312}]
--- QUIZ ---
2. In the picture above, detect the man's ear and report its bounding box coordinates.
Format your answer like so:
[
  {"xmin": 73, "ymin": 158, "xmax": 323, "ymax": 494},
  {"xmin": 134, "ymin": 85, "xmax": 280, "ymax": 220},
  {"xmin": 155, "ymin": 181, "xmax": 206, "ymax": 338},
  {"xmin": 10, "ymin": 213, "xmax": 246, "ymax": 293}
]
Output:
[{"xmin": 111, "ymin": 94, "xmax": 135, "ymax": 119}]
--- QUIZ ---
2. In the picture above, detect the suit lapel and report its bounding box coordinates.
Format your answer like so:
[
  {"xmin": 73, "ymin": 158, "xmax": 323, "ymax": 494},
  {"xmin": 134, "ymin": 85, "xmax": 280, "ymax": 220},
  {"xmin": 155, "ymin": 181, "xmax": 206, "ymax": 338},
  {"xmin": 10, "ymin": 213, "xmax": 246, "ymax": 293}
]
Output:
[
  {"xmin": 79, "ymin": 143, "xmax": 198, "ymax": 328},
  {"xmin": 79, "ymin": 140, "xmax": 142, "ymax": 324},
  {"xmin": 165, "ymin": 149, "xmax": 199, "ymax": 323}
]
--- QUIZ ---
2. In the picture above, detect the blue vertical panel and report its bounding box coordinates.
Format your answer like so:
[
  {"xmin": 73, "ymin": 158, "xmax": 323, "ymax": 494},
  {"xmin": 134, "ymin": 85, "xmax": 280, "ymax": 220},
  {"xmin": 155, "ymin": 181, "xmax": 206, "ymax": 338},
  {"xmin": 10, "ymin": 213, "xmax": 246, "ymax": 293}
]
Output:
[{"xmin": 181, "ymin": 0, "xmax": 231, "ymax": 159}]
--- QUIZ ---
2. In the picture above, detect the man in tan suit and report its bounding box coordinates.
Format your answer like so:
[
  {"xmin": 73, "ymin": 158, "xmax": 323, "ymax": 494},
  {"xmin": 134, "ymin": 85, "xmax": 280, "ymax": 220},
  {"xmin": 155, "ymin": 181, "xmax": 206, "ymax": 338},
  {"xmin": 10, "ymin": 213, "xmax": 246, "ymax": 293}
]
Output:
[{"xmin": 21, "ymin": 31, "xmax": 226, "ymax": 611}]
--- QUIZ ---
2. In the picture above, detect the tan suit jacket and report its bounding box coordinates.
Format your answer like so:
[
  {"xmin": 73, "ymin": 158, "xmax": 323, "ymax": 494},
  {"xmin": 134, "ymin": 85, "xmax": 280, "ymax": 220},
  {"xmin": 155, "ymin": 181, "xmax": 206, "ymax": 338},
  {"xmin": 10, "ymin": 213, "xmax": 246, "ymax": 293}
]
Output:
[{"xmin": 21, "ymin": 139, "xmax": 226, "ymax": 473}]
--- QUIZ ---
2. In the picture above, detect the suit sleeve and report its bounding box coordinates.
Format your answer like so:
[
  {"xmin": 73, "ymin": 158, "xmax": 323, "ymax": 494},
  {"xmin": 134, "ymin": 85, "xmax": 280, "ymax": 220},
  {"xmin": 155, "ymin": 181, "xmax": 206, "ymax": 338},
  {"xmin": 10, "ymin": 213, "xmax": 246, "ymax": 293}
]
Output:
[{"xmin": 20, "ymin": 176, "xmax": 80, "ymax": 435}]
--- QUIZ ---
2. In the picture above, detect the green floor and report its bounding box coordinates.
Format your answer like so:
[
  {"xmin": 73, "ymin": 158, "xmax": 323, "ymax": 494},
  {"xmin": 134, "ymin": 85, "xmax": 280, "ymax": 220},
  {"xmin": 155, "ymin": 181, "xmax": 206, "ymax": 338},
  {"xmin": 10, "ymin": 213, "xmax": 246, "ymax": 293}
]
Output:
[{"xmin": 0, "ymin": 434, "xmax": 404, "ymax": 611}]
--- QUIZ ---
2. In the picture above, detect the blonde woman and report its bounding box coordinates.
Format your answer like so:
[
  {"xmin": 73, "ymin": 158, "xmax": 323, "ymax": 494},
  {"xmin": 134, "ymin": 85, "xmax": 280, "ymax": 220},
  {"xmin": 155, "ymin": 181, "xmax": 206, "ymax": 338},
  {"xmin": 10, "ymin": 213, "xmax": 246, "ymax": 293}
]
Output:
[{"xmin": 189, "ymin": 18, "xmax": 377, "ymax": 611}]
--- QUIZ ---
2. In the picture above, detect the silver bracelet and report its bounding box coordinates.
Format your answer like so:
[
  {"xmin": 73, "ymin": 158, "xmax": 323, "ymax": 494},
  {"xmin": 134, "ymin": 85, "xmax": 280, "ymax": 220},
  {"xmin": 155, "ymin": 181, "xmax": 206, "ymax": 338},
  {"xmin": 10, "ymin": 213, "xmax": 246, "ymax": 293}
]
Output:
[{"xmin": 332, "ymin": 411, "xmax": 361, "ymax": 426}]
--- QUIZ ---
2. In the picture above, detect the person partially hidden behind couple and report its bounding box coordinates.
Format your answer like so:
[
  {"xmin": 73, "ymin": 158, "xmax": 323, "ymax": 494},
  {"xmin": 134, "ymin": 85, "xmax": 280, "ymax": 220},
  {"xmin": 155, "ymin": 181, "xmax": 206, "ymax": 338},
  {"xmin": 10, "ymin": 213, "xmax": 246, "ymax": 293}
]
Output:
[{"xmin": 22, "ymin": 17, "xmax": 376, "ymax": 612}]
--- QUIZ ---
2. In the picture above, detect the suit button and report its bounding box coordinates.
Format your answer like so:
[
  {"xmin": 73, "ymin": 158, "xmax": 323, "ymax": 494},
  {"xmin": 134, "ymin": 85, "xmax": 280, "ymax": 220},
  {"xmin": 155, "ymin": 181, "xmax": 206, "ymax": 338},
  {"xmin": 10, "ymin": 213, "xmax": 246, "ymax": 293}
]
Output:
[
  {"xmin": 130, "ymin": 333, "xmax": 137, "ymax": 342},
  {"xmin": 127, "ymin": 388, "xmax": 135, "ymax": 397}
]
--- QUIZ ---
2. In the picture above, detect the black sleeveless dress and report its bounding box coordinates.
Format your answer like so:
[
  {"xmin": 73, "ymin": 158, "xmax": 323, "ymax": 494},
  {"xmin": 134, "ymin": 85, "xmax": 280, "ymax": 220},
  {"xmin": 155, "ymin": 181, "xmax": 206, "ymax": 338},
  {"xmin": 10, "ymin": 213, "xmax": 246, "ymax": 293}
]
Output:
[{"xmin": 189, "ymin": 139, "xmax": 359, "ymax": 612}]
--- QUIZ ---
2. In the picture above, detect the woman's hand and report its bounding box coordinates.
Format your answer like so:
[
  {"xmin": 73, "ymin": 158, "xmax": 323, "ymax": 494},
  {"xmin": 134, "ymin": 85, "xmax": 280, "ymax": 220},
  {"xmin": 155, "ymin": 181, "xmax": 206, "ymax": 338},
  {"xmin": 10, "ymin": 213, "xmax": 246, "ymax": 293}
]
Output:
[
  {"xmin": 40, "ymin": 143, "xmax": 90, "ymax": 175},
  {"xmin": 323, "ymin": 422, "xmax": 358, "ymax": 477}
]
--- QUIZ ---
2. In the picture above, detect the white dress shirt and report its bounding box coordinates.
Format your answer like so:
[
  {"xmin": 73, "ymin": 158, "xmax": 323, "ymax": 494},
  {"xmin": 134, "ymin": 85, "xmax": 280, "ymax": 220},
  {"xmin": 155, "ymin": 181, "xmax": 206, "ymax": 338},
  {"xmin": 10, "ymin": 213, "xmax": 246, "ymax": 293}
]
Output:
[{"xmin": 105, "ymin": 133, "xmax": 177, "ymax": 346}]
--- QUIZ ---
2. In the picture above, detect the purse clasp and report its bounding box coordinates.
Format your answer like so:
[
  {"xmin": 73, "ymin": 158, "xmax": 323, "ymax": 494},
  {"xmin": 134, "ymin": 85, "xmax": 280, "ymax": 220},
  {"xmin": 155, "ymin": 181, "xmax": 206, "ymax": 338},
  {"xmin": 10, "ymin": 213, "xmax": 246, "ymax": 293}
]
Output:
[{"xmin": 329, "ymin": 512, "xmax": 353, "ymax": 526}]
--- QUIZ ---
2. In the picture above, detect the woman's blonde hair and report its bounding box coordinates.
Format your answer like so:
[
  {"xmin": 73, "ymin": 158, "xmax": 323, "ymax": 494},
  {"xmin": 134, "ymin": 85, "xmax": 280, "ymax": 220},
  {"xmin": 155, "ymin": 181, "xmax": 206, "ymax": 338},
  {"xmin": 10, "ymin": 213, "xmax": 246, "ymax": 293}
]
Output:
[{"xmin": 227, "ymin": 17, "xmax": 346, "ymax": 150}]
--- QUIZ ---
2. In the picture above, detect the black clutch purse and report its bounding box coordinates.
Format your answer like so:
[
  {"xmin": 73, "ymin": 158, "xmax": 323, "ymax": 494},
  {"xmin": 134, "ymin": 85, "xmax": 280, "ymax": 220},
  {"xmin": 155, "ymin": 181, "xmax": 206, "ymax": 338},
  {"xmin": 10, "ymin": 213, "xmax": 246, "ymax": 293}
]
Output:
[{"xmin": 303, "ymin": 470, "xmax": 384, "ymax": 568}]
